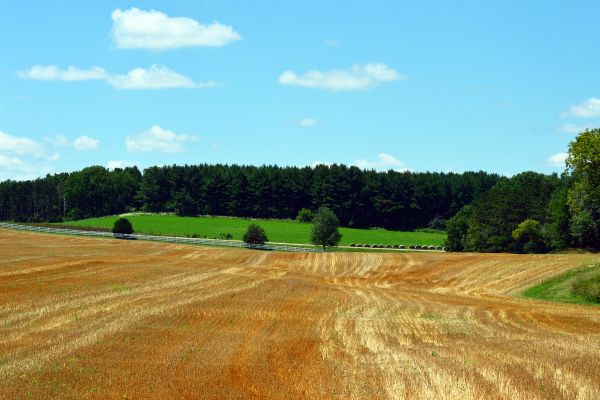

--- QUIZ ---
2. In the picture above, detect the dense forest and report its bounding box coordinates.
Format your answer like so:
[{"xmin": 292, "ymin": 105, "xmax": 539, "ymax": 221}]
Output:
[
  {"xmin": 446, "ymin": 129, "xmax": 600, "ymax": 253},
  {"xmin": 0, "ymin": 164, "xmax": 499, "ymax": 230},
  {"xmin": 1, "ymin": 129, "xmax": 598, "ymax": 253}
]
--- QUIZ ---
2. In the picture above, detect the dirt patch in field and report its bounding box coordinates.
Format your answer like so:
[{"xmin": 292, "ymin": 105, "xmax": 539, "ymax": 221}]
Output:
[{"xmin": 1, "ymin": 229, "xmax": 599, "ymax": 399}]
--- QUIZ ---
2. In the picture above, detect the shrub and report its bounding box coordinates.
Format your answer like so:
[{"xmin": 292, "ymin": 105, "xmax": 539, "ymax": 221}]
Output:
[
  {"xmin": 112, "ymin": 217, "xmax": 134, "ymax": 235},
  {"xmin": 296, "ymin": 208, "xmax": 315, "ymax": 223},
  {"xmin": 66, "ymin": 207, "xmax": 83, "ymax": 221},
  {"xmin": 243, "ymin": 223, "xmax": 268, "ymax": 245},
  {"xmin": 415, "ymin": 228, "xmax": 445, "ymax": 234},
  {"xmin": 572, "ymin": 272, "xmax": 600, "ymax": 303}
]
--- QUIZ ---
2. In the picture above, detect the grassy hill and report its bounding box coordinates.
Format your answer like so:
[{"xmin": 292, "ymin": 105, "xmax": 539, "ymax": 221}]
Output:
[{"xmin": 60, "ymin": 214, "xmax": 446, "ymax": 247}]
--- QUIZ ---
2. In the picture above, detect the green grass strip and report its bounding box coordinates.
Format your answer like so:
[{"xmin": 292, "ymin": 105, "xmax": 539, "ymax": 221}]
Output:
[
  {"xmin": 58, "ymin": 214, "xmax": 446, "ymax": 247},
  {"xmin": 523, "ymin": 264, "xmax": 600, "ymax": 306}
]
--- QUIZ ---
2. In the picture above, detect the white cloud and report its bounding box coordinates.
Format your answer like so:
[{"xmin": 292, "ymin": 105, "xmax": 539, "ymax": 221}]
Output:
[
  {"xmin": 0, "ymin": 130, "xmax": 45, "ymax": 158},
  {"xmin": 44, "ymin": 134, "xmax": 70, "ymax": 148},
  {"xmin": 17, "ymin": 65, "xmax": 107, "ymax": 81},
  {"xmin": 558, "ymin": 123, "xmax": 598, "ymax": 134},
  {"xmin": 125, "ymin": 125, "xmax": 198, "ymax": 153},
  {"xmin": 106, "ymin": 160, "xmax": 137, "ymax": 170},
  {"xmin": 354, "ymin": 153, "xmax": 410, "ymax": 172},
  {"xmin": 18, "ymin": 64, "xmax": 216, "ymax": 90},
  {"xmin": 72, "ymin": 136, "xmax": 99, "ymax": 151},
  {"xmin": 0, "ymin": 154, "xmax": 37, "ymax": 181},
  {"xmin": 546, "ymin": 152, "xmax": 568, "ymax": 167},
  {"xmin": 45, "ymin": 134, "xmax": 100, "ymax": 151},
  {"xmin": 107, "ymin": 65, "xmax": 217, "ymax": 90},
  {"xmin": 111, "ymin": 7, "xmax": 241, "ymax": 50},
  {"xmin": 562, "ymin": 98, "xmax": 600, "ymax": 118},
  {"xmin": 0, "ymin": 131, "xmax": 57, "ymax": 180},
  {"xmin": 299, "ymin": 118, "xmax": 317, "ymax": 127},
  {"xmin": 278, "ymin": 63, "xmax": 405, "ymax": 91},
  {"xmin": 324, "ymin": 39, "xmax": 340, "ymax": 47}
]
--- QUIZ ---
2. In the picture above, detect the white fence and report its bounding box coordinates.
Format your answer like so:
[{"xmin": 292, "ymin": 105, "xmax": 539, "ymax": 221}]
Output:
[{"xmin": 0, "ymin": 222, "xmax": 323, "ymax": 253}]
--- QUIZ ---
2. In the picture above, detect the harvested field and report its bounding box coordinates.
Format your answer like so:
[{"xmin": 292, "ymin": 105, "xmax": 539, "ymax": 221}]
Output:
[{"xmin": 1, "ymin": 229, "xmax": 600, "ymax": 399}]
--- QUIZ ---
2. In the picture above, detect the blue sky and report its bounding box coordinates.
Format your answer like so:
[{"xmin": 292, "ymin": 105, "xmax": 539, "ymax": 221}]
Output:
[{"xmin": 1, "ymin": 0, "xmax": 600, "ymax": 180}]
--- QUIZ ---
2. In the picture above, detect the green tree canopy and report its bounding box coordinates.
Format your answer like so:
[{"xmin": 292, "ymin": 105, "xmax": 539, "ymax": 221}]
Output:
[
  {"xmin": 112, "ymin": 217, "xmax": 134, "ymax": 235},
  {"xmin": 464, "ymin": 172, "xmax": 558, "ymax": 252},
  {"xmin": 512, "ymin": 219, "xmax": 548, "ymax": 253},
  {"xmin": 310, "ymin": 206, "xmax": 342, "ymax": 251},
  {"xmin": 444, "ymin": 205, "xmax": 473, "ymax": 252},
  {"xmin": 566, "ymin": 129, "xmax": 600, "ymax": 249},
  {"xmin": 296, "ymin": 208, "xmax": 315, "ymax": 223},
  {"xmin": 243, "ymin": 223, "xmax": 268, "ymax": 245}
]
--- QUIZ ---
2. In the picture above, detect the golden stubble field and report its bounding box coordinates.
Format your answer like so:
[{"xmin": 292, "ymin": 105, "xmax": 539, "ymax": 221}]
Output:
[{"xmin": 1, "ymin": 229, "xmax": 599, "ymax": 399}]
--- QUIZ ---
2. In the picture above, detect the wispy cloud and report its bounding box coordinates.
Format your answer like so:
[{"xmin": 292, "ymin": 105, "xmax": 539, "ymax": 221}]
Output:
[
  {"xmin": 125, "ymin": 125, "xmax": 198, "ymax": 153},
  {"xmin": 17, "ymin": 65, "xmax": 108, "ymax": 81},
  {"xmin": 107, "ymin": 65, "xmax": 219, "ymax": 89},
  {"xmin": 18, "ymin": 65, "xmax": 218, "ymax": 90},
  {"xmin": 299, "ymin": 118, "xmax": 317, "ymax": 127},
  {"xmin": 111, "ymin": 8, "xmax": 241, "ymax": 50},
  {"xmin": 0, "ymin": 130, "xmax": 58, "ymax": 180},
  {"xmin": 562, "ymin": 97, "xmax": 600, "ymax": 118},
  {"xmin": 278, "ymin": 63, "xmax": 405, "ymax": 91},
  {"xmin": 354, "ymin": 153, "xmax": 410, "ymax": 172},
  {"xmin": 43, "ymin": 134, "xmax": 99, "ymax": 151},
  {"xmin": 557, "ymin": 123, "xmax": 598, "ymax": 134},
  {"xmin": 546, "ymin": 152, "xmax": 568, "ymax": 167},
  {"xmin": 0, "ymin": 130, "xmax": 46, "ymax": 158},
  {"xmin": 72, "ymin": 136, "xmax": 99, "ymax": 151},
  {"xmin": 44, "ymin": 134, "xmax": 70, "ymax": 148}
]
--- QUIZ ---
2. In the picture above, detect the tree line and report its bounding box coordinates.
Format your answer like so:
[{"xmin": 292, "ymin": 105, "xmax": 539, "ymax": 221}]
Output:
[
  {"xmin": 0, "ymin": 164, "xmax": 500, "ymax": 231},
  {"xmin": 3, "ymin": 128, "xmax": 596, "ymax": 254},
  {"xmin": 446, "ymin": 129, "xmax": 600, "ymax": 253}
]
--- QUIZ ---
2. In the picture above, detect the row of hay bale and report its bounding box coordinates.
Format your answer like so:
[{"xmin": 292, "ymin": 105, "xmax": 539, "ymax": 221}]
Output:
[{"xmin": 349, "ymin": 243, "xmax": 445, "ymax": 251}]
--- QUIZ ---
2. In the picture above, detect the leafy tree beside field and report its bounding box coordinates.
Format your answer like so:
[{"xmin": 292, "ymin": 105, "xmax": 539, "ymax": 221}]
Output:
[
  {"xmin": 311, "ymin": 207, "xmax": 342, "ymax": 251},
  {"xmin": 566, "ymin": 129, "xmax": 600, "ymax": 249}
]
